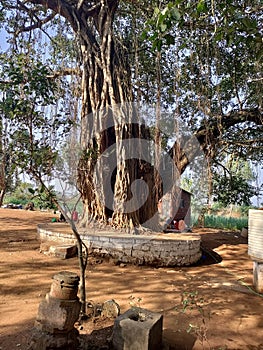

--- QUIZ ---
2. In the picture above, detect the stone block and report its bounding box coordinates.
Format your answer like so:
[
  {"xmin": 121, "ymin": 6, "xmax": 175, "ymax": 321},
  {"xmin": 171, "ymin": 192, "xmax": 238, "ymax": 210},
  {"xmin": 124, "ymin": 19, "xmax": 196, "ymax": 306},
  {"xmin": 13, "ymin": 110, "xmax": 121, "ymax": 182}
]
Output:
[
  {"xmin": 140, "ymin": 244, "xmax": 150, "ymax": 252},
  {"xmin": 28, "ymin": 327, "xmax": 79, "ymax": 350},
  {"xmin": 118, "ymin": 255, "xmax": 131, "ymax": 264},
  {"xmin": 40, "ymin": 242, "xmax": 52, "ymax": 253},
  {"xmin": 132, "ymin": 250, "xmax": 149, "ymax": 259},
  {"xmin": 50, "ymin": 271, "xmax": 79, "ymax": 300},
  {"xmin": 241, "ymin": 227, "xmax": 248, "ymax": 238},
  {"xmin": 89, "ymin": 235, "xmax": 100, "ymax": 242},
  {"xmin": 133, "ymin": 238, "xmax": 151, "ymax": 246},
  {"xmin": 113, "ymin": 241, "xmax": 134, "ymax": 250},
  {"xmin": 112, "ymin": 307, "xmax": 163, "ymax": 350},
  {"xmin": 253, "ymin": 261, "xmax": 263, "ymax": 293},
  {"xmin": 101, "ymin": 299, "xmax": 120, "ymax": 318},
  {"xmin": 49, "ymin": 245, "xmax": 77, "ymax": 259},
  {"xmin": 98, "ymin": 236, "xmax": 111, "ymax": 243},
  {"xmin": 118, "ymin": 248, "xmax": 132, "ymax": 256},
  {"xmin": 35, "ymin": 293, "xmax": 81, "ymax": 333},
  {"xmin": 160, "ymin": 251, "xmax": 171, "ymax": 258}
]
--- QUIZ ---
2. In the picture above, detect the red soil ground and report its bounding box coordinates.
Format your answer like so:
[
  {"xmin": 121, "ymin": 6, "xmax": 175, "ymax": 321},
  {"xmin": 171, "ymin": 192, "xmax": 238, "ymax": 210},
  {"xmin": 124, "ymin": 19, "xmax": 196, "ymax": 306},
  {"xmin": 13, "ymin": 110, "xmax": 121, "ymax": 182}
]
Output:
[{"xmin": 0, "ymin": 208, "xmax": 263, "ymax": 350}]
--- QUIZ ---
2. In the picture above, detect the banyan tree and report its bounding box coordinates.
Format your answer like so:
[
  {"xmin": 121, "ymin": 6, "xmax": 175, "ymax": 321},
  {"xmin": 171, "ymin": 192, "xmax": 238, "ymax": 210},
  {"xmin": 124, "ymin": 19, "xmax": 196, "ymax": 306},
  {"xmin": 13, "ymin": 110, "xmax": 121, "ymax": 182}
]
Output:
[{"xmin": 1, "ymin": 0, "xmax": 262, "ymax": 229}]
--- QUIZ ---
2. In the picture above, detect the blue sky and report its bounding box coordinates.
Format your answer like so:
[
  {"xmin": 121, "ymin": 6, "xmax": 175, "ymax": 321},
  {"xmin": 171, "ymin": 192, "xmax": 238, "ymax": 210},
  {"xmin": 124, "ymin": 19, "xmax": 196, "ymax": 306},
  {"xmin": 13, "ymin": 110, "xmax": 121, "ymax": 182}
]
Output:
[{"xmin": 0, "ymin": 28, "xmax": 9, "ymax": 51}]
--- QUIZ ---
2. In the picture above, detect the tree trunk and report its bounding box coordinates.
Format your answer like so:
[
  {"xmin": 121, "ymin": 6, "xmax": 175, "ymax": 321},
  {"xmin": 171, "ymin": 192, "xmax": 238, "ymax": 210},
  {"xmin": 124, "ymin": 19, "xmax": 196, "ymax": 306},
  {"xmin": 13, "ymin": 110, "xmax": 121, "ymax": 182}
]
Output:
[
  {"xmin": 0, "ymin": 188, "xmax": 5, "ymax": 207},
  {"xmin": 0, "ymin": 119, "xmax": 6, "ymax": 207},
  {"xmin": 76, "ymin": 2, "xmax": 159, "ymax": 231}
]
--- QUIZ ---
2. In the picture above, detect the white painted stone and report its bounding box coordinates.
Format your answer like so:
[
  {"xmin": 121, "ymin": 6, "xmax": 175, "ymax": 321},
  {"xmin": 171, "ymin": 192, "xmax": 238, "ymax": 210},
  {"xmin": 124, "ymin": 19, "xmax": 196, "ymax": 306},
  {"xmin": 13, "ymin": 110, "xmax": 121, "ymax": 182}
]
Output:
[
  {"xmin": 253, "ymin": 261, "xmax": 263, "ymax": 293},
  {"xmin": 37, "ymin": 225, "xmax": 201, "ymax": 267}
]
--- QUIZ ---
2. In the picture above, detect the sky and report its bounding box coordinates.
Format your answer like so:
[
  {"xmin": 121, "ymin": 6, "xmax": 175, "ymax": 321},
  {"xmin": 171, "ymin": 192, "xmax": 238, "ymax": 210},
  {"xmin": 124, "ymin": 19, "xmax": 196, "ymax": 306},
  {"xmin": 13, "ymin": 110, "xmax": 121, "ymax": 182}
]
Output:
[{"xmin": 0, "ymin": 28, "xmax": 9, "ymax": 51}]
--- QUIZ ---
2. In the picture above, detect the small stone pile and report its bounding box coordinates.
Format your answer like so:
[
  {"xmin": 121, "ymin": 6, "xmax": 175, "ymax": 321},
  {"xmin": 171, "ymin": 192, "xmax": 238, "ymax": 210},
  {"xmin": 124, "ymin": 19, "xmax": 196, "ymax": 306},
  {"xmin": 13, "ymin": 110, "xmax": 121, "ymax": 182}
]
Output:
[{"xmin": 28, "ymin": 271, "xmax": 81, "ymax": 350}]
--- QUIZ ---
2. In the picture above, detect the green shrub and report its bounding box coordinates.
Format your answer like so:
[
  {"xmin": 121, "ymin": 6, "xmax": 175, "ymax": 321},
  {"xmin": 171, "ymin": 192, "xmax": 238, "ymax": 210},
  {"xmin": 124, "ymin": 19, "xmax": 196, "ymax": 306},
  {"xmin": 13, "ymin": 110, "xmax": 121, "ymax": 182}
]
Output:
[
  {"xmin": 204, "ymin": 215, "xmax": 247, "ymax": 231},
  {"xmin": 3, "ymin": 195, "xmax": 28, "ymax": 206}
]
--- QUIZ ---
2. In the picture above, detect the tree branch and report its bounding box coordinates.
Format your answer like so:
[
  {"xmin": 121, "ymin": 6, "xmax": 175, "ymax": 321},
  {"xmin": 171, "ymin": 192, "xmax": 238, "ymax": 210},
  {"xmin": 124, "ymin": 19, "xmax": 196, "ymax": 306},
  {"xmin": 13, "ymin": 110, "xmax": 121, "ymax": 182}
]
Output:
[
  {"xmin": 15, "ymin": 12, "xmax": 56, "ymax": 34},
  {"xmin": 23, "ymin": 0, "xmax": 115, "ymax": 53},
  {"xmin": 48, "ymin": 67, "xmax": 81, "ymax": 79},
  {"xmin": 170, "ymin": 107, "xmax": 262, "ymax": 173},
  {"xmin": 195, "ymin": 108, "xmax": 263, "ymax": 145}
]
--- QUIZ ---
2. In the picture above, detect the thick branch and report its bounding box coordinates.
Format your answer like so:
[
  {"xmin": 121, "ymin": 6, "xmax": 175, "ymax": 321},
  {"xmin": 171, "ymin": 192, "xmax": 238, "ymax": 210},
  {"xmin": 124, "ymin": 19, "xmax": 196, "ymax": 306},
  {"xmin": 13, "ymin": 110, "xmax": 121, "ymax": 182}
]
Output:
[
  {"xmin": 15, "ymin": 12, "xmax": 56, "ymax": 34},
  {"xmin": 24, "ymin": 0, "xmax": 118, "ymax": 52},
  {"xmin": 0, "ymin": 80, "xmax": 11, "ymax": 85},
  {"xmin": 196, "ymin": 108, "xmax": 262, "ymax": 145},
  {"xmin": 48, "ymin": 67, "xmax": 81, "ymax": 79},
  {"xmin": 171, "ymin": 108, "xmax": 263, "ymax": 173},
  {"xmin": 18, "ymin": 0, "xmax": 91, "ymax": 52}
]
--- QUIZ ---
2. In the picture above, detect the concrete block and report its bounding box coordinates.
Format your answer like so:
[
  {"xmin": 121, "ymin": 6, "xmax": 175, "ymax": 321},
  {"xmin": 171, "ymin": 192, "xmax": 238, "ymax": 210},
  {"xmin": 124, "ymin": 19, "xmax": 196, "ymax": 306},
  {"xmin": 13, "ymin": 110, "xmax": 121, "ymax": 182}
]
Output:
[
  {"xmin": 253, "ymin": 261, "xmax": 263, "ymax": 293},
  {"xmin": 132, "ymin": 250, "xmax": 149, "ymax": 259},
  {"xmin": 140, "ymin": 244, "xmax": 150, "ymax": 252},
  {"xmin": 35, "ymin": 294, "xmax": 81, "ymax": 333},
  {"xmin": 241, "ymin": 227, "xmax": 248, "ymax": 238},
  {"xmin": 49, "ymin": 245, "xmax": 77, "ymax": 259},
  {"xmin": 112, "ymin": 307, "xmax": 163, "ymax": 350},
  {"xmin": 101, "ymin": 299, "xmax": 120, "ymax": 318}
]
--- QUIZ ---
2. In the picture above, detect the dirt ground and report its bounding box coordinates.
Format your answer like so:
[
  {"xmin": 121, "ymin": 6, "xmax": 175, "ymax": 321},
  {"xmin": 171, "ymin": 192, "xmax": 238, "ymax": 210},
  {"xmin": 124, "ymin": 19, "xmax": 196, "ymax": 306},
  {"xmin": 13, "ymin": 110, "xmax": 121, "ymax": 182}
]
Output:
[{"xmin": 0, "ymin": 208, "xmax": 263, "ymax": 350}]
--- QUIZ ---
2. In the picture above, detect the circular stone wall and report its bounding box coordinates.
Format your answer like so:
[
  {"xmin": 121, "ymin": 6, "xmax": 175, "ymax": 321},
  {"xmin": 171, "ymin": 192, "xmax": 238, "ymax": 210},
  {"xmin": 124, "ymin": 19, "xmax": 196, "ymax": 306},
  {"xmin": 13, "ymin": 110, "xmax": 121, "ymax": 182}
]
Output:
[{"xmin": 37, "ymin": 224, "xmax": 202, "ymax": 267}]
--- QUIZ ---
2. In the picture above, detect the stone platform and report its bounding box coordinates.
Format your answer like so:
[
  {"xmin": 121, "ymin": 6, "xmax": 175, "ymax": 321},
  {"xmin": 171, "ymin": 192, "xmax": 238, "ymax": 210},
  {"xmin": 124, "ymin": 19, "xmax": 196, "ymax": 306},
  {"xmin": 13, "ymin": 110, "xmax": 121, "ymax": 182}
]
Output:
[{"xmin": 37, "ymin": 223, "xmax": 201, "ymax": 267}]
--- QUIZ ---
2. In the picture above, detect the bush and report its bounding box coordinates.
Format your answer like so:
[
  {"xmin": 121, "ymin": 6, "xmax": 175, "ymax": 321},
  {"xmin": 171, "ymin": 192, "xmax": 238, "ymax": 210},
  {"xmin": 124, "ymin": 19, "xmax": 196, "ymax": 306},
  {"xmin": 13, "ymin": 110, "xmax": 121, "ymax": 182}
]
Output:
[
  {"xmin": 4, "ymin": 183, "xmax": 33, "ymax": 206},
  {"xmin": 3, "ymin": 182, "xmax": 57, "ymax": 210},
  {"xmin": 3, "ymin": 196, "xmax": 28, "ymax": 206},
  {"xmin": 204, "ymin": 215, "xmax": 248, "ymax": 231}
]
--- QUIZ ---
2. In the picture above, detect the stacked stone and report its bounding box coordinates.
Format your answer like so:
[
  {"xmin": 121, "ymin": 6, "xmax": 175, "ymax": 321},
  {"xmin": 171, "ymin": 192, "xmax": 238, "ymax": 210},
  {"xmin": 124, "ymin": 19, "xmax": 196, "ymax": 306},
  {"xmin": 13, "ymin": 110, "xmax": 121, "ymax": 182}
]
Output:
[
  {"xmin": 88, "ymin": 234, "xmax": 201, "ymax": 266},
  {"xmin": 28, "ymin": 271, "xmax": 81, "ymax": 350},
  {"xmin": 38, "ymin": 224, "xmax": 202, "ymax": 267}
]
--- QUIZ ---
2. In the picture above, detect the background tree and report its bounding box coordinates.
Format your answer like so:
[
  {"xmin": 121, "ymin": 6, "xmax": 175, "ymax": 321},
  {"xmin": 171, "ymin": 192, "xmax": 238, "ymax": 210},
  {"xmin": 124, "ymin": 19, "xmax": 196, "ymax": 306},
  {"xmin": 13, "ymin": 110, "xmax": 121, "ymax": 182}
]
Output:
[
  {"xmin": 0, "ymin": 44, "xmax": 89, "ymax": 314},
  {"xmin": 0, "ymin": 48, "xmax": 68, "ymax": 185},
  {"xmin": 212, "ymin": 158, "xmax": 260, "ymax": 206},
  {"xmin": 0, "ymin": 114, "xmax": 16, "ymax": 205}
]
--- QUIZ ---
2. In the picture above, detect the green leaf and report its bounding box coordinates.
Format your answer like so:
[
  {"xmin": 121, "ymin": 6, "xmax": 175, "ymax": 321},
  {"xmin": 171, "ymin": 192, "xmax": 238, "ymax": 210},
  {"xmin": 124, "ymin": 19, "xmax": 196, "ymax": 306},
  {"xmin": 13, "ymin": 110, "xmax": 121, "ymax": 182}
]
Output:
[
  {"xmin": 256, "ymin": 48, "xmax": 263, "ymax": 62},
  {"xmin": 28, "ymin": 187, "xmax": 35, "ymax": 194},
  {"xmin": 153, "ymin": 7, "xmax": 160, "ymax": 16},
  {"xmin": 197, "ymin": 0, "xmax": 207, "ymax": 14},
  {"xmin": 161, "ymin": 7, "xmax": 168, "ymax": 16},
  {"xmin": 141, "ymin": 31, "xmax": 148, "ymax": 41},
  {"xmin": 160, "ymin": 23, "xmax": 167, "ymax": 32},
  {"xmin": 149, "ymin": 32, "xmax": 158, "ymax": 42},
  {"xmin": 156, "ymin": 39, "xmax": 163, "ymax": 52},
  {"xmin": 165, "ymin": 34, "xmax": 175, "ymax": 46},
  {"xmin": 213, "ymin": 30, "xmax": 224, "ymax": 42},
  {"xmin": 171, "ymin": 8, "xmax": 181, "ymax": 21}
]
